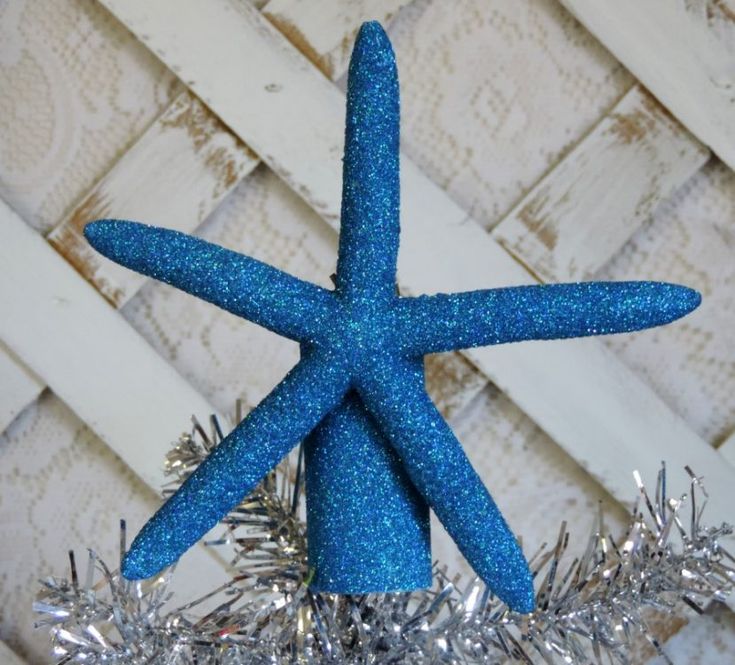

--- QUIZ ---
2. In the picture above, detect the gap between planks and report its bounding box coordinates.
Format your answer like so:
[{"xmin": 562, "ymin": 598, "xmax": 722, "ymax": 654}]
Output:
[{"xmin": 93, "ymin": 0, "xmax": 735, "ymax": 529}]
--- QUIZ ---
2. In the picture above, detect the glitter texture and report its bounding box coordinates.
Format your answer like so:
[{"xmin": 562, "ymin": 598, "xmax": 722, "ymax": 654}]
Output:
[
  {"xmin": 83, "ymin": 21, "xmax": 700, "ymax": 614},
  {"xmin": 35, "ymin": 438, "xmax": 735, "ymax": 664}
]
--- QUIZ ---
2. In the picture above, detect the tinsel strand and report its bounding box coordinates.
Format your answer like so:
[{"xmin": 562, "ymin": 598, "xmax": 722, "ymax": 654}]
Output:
[{"xmin": 35, "ymin": 413, "xmax": 734, "ymax": 664}]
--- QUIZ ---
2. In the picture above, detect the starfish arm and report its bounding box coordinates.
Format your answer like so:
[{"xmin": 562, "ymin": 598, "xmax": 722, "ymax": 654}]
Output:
[
  {"xmin": 397, "ymin": 281, "xmax": 701, "ymax": 355},
  {"xmin": 121, "ymin": 350, "xmax": 350, "ymax": 579},
  {"xmin": 84, "ymin": 220, "xmax": 336, "ymax": 342},
  {"xmin": 335, "ymin": 22, "xmax": 400, "ymax": 301},
  {"xmin": 357, "ymin": 359, "xmax": 535, "ymax": 613}
]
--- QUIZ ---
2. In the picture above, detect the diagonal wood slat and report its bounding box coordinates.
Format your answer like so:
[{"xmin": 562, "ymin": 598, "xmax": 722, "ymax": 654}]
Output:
[
  {"xmin": 0, "ymin": 199, "xmax": 227, "ymax": 583},
  {"xmin": 0, "ymin": 91, "xmax": 257, "ymax": 436},
  {"xmin": 96, "ymin": 0, "xmax": 735, "ymax": 525},
  {"xmin": 0, "ymin": 201, "xmax": 226, "ymax": 489},
  {"xmin": 493, "ymin": 85, "xmax": 710, "ymax": 283},
  {"xmin": 263, "ymin": 0, "xmax": 412, "ymax": 79},
  {"xmin": 48, "ymin": 90, "xmax": 258, "ymax": 309},
  {"xmin": 558, "ymin": 0, "xmax": 735, "ymax": 171},
  {"xmin": 0, "ymin": 2, "xmax": 409, "ymax": 436}
]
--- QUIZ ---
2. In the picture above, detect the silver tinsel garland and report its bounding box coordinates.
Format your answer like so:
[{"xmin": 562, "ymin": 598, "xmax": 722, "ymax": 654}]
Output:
[{"xmin": 35, "ymin": 413, "xmax": 734, "ymax": 664}]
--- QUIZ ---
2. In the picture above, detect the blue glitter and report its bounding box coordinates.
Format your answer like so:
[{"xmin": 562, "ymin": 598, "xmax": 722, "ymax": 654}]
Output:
[{"xmin": 83, "ymin": 22, "xmax": 700, "ymax": 614}]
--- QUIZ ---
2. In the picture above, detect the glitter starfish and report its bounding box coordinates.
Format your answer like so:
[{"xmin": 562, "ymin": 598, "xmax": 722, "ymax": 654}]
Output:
[{"xmin": 84, "ymin": 22, "xmax": 700, "ymax": 613}]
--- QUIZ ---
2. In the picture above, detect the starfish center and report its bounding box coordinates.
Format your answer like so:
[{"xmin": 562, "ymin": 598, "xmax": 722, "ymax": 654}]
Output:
[{"xmin": 312, "ymin": 296, "xmax": 398, "ymax": 373}]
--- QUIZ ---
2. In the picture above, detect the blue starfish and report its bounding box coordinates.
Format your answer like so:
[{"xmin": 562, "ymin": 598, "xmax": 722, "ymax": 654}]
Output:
[{"xmin": 84, "ymin": 22, "xmax": 700, "ymax": 613}]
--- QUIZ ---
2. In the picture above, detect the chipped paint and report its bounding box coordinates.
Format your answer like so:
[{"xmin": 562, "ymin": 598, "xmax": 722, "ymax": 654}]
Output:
[
  {"xmin": 515, "ymin": 190, "xmax": 558, "ymax": 251},
  {"xmin": 48, "ymin": 191, "xmax": 126, "ymax": 307}
]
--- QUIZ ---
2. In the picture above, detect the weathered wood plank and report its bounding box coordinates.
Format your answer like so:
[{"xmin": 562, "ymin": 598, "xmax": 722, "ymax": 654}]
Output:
[
  {"xmin": 0, "ymin": 341, "xmax": 45, "ymax": 433},
  {"xmin": 96, "ymin": 0, "xmax": 735, "ymax": 524},
  {"xmin": 0, "ymin": 91, "xmax": 256, "ymax": 436},
  {"xmin": 0, "ymin": 3, "xmax": 397, "ymax": 438},
  {"xmin": 48, "ymin": 90, "xmax": 258, "ymax": 309},
  {"xmin": 262, "ymin": 0, "xmax": 412, "ymax": 79},
  {"xmin": 0, "ymin": 200, "xmax": 226, "ymax": 491},
  {"xmin": 493, "ymin": 85, "xmax": 710, "ymax": 282},
  {"xmin": 557, "ymin": 0, "xmax": 735, "ymax": 171},
  {"xmin": 0, "ymin": 198, "xmax": 229, "ymax": 583},
  {"xmin": 425, "ymin": 352, "xmax": 488, "ymax": 421}
]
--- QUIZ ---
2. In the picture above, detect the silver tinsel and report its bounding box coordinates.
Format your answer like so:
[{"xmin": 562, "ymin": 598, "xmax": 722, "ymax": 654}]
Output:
[{"xmin": 35, "ymin": 412, "xmax": 734, "ymax": 663}]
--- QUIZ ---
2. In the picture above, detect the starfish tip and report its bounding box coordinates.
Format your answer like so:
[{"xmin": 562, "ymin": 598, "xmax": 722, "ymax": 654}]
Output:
[
  {"xmin": 353, "ymin": 20, "xmax": 395, "ymax": 67},
  {"xmin": 496, "ymin": 564, "xmax": 536, "ymax": 614},
  {"xmin": 83, "ymin": 219, "xmax": 128, "ymax": 252},
  {"xmin": 357, "ymin": 20, "xmax": 389, "ymax": 40},
  {"xmin": 82, "ymin": 219, "xmax": 107, "ymax": 242},
  {"xmin": 121, "ymin": 546, "xmax": 161, "ymax": 581},
  {"xmin": 659, "ymin": 282, "xmax": 702, "ymax": 320},
  {"xmin": 680, "ymin": 285, "xmax": 702, "ymax": 314}
]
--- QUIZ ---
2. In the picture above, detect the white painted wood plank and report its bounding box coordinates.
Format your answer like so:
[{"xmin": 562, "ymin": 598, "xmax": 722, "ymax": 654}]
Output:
[
  {"xmin": 0, "ymin": 340, "xmax": 44, "ymax": 433},
  {"xmin": 557, "ymin": 0, "xmax": 735, "ymax": 171},
  {"xmin": 96, "ymin": 0, "xmax": 735, "ymax": 525},
  {"xmin": 262, "ymin": 0, "xmax": 412, "ymax": 79},
  {"xmin": 0, "ymin": 200, "xmax": 225, "ymax": 491},
  {"xmin": 0, "ymin": 199, "xmax": 229, "ymax": 585},
  {"xmin": 0, "ymin": 4, "xmax": 389, "ymax": 439},
  {"xmin": 493, "ymin": 85, "xmax": 710, "ymax": 282},
  {"xmin": 0, "ymin": 642, "xmax": 28, "ymax": 665},
  {"xmin": 47, "ymin": 90, "xmax": 258, "ymax": 309},
  {"xmin": 0, "ymin": 92, "xmax": 256, "ymax": 438}
]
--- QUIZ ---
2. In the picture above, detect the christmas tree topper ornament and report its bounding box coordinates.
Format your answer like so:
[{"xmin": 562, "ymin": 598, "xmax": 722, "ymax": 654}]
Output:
[{"xmin": 84, "ymin": 22, "xmax": 700, "ymax": 614}]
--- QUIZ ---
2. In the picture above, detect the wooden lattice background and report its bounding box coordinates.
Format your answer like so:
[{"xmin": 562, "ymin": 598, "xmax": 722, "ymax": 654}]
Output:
[{"xmin": 1, "ymin": 0, "xmax": 735, "ymax": 662}]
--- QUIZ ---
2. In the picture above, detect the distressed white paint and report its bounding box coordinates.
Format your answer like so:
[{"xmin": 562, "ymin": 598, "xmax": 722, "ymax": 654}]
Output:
[
  {"xmin": 96, "ymin": 0, "xmax": 735, "ymax": 525},
  {"xmin": 47, "ymin": 91, "xmax": 258, "ymax": 309},
  {"xmin": 0, "ymin": 92, "xmax": 256, "ymax": 436},
  {"xmin": 263, "ymin": 0, "xmax": 412, "ymax": 79},
  {"xmin": 493, "ymin": 85, "xmax": 710, "ymax": 282},
  {"xmin": 558, "ymin": 0, "xmax": 735, "ymax": 171},
  {"xmin": 0, "ymin": 201, "xmax": 226, "ymax": 490}
]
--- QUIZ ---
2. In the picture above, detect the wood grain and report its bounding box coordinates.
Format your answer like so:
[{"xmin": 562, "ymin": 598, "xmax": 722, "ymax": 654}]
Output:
[
  {"xmin": 48, "ymin": 90, "xmax": 258, "ymax": 308},
  {"xmin": 263, "ymin": 0, "xmax": 412, "ymax": 79},
  {"xmin": 0, "ymin": 91, "xmax": 256, "ymax": 435},
  {"xmin": 493, "ymin": 85, "xmax": 710, "ymax": 282},
  {"xmin": 558, "ymin": 0, "xmax": 735, "ymax": 171},
  {"xmin": 96, "ymin": 0, "xmax": 735, "ymax": 525},
  {"xmin": 0, "ymin": 201, "xmax": 226, "ymax": 491},
  {"xmin": 0, "ymin": 198, "xmax": 229, "ymax": 583}
]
